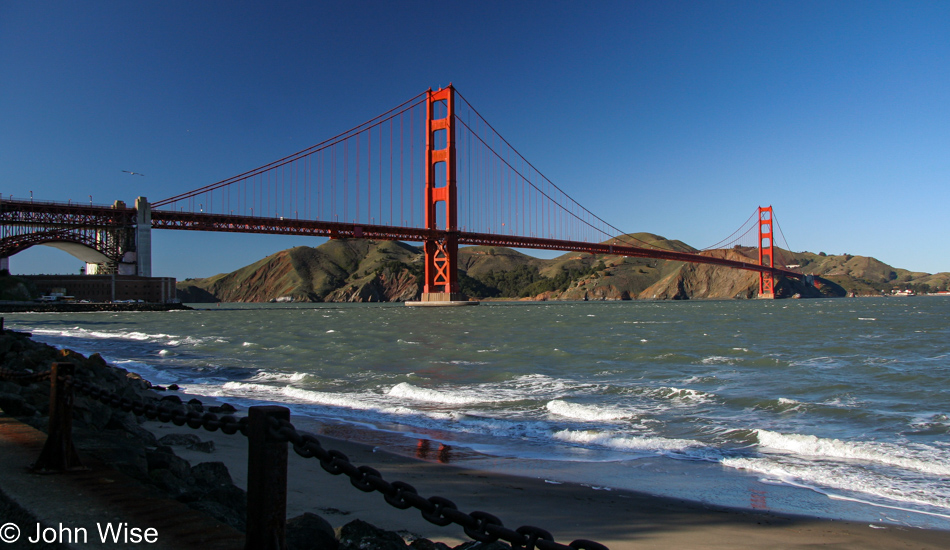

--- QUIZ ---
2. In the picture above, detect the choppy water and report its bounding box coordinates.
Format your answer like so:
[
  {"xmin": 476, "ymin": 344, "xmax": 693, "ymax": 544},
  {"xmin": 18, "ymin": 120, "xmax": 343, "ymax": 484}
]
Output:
[{"xmin": 7, "ymin": 297, "xmax": 950, "ymax": 529}]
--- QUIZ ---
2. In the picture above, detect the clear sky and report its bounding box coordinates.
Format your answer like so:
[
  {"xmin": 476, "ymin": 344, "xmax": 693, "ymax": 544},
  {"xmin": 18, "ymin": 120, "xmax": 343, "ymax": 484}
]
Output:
[{"xmin": 2, "ymin": 1, "xmax": 948, "ymax": 279}]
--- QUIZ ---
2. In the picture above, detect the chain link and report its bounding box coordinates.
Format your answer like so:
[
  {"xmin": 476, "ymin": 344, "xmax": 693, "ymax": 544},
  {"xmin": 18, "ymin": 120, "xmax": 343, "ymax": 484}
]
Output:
[
  {"xmin": 9, "ymin": 369, "xmax": 608, "ymax": 550},
  {"xmin": 265, "ymin": 417, "xmax": 607, "ymax": 550},
  {"xmin": 65, "ymin": 376, "xmax": 248, "ymax": 435},
  {"xmin": 0, "ymin": 367, "xmax": 52, "ymax": 383}
]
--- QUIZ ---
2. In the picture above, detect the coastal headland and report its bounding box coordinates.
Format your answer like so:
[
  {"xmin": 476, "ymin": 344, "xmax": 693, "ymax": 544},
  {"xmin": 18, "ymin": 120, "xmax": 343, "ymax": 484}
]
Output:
[
  {"xmin": 176, "ymin": 239, "xmax": 950, "ymax": 304},
  {"xmin": 0, "ymin": 329, "xmax": 947, "ymax": 549}
]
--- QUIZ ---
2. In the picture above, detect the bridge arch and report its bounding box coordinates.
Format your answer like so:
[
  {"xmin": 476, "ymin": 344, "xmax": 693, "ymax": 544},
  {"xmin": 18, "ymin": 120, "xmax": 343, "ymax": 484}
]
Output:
[
  {"xmin": 0, "ymin": 229, "xmax": 125, "ymax": 274},
  {"xmin": 0, "ymin": 197, "xmax": 151, "ymax": 277}
]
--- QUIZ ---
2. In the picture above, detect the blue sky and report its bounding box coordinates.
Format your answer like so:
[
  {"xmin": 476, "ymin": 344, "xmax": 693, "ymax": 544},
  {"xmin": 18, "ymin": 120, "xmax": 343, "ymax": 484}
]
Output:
[{"xmin": 2, "ymin": 1, "xmax": 948, "ymax": 278}]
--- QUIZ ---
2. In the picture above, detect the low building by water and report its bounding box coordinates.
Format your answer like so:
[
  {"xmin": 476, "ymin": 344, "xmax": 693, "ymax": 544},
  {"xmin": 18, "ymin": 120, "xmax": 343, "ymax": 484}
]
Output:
[{"xmin": 25, "ymin": 275, "xmax": 177, "ymax": 303}]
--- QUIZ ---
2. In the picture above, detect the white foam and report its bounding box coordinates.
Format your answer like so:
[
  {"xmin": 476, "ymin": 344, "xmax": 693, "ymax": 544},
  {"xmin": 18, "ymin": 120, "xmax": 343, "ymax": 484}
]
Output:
[
  {"xmin": 388, "ymin": 382, "xmax": 488, "ymax": 405},
  {"xmin": 774, "ymin": 398, "xmax": 804, "ymax": 412},
  {"xmin": 221, "ymin": 382, "xmax": 375, "ymax": 410},
  {"xmin": 700, "ymin": 356, "xmax": 736, "ymax": 365},
  {"xmin": 248, "ymin": 371, "xmax": 308, "ymax": 383},
  {"xmin": 651, "ymin": 386, "xmax": 714, "ymax": 404},
  {"xmin": 722, "ymin": 455, "xmax": 950, "ymax": 513},
  {"xmin": 32, "ymin": 327, "xmax": 174, "ymax": 342},
  {"xmin": 753, "ymin": 430, "xmax": 950, "ymax": 476},
  {"xmin": 546, "ymin": 400, "xmax": 634, "ymax": 422},
  {"xmin": 31, "ymin": 327, "xmax": 218, "ymax": 348},
  {"xmin": 553, "ymin": 429, "xmax": 699, "ymax": 453}
]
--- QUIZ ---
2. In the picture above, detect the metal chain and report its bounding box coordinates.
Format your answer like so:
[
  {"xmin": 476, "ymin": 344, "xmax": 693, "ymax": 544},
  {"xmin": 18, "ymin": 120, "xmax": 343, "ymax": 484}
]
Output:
[
  {"xmin": 8, "ymin": 370, "xmax": 607, "ymax": 550},
  {"xmin": 267, "ymin": 416, "xmax": 608, "ymax": 550},
  {"xmin": 0, "ymin": 367, "xmax": 52, "ymax": 383},
  {"xmin": 64, "ymin": 375, "xmax": 248, "ymax": 435}
]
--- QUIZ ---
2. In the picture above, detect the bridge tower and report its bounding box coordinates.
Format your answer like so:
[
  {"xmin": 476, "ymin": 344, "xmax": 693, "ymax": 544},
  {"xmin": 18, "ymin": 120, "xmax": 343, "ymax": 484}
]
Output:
[
  {"xmin": 757, "ymin": 205, "xmax": 775, "ymax": 299},
  {"xmin": 418, "ymin": 85, "xmax": 471, "ymax": 304}
]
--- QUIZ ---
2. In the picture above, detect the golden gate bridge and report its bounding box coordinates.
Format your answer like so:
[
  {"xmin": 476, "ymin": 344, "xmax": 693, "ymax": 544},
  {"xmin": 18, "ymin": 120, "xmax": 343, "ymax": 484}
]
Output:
[{"xmin": 0, "ymin": 85, "xmax": 802, "ymax": 301}]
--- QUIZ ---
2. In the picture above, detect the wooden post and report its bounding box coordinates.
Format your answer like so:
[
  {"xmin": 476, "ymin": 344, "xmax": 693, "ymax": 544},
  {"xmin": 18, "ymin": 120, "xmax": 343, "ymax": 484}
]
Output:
[
  {"xmin": 32, "ymin": 362, "xmax": 84, "ymax": 472},
  {"xmin": 245, "ymin": 405, "xmax": 289, "ymax": 550}
]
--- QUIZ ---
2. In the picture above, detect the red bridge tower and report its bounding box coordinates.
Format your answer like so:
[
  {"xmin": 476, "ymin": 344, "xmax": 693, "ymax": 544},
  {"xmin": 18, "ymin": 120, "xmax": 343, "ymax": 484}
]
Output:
[
  {"xmin": 418, "ymin": 85, "xmax": 471, "ymax": 304},
  {"xmin": 758, "ymin": 205, "xmax": 775, "ymax": 299}
]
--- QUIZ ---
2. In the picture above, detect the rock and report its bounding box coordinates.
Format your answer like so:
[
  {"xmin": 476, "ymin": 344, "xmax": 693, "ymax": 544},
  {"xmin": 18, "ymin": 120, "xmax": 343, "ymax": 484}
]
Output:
[
  {"xmin": 158, "ymin": 433, "xmax": 201, "ymax": 447},
  {"xmin": 148, "ymin": 468, "xmax": 190, "ymax": 496},
  {"xmin": 105, "ymin": 411, "xmax": 159, "ymax": 446},
  {"xmin": 187, "ymin": 497, "xmax": 246, "ymax": 532},
  {"xmin": 339, "ymin": 519, "xmax": 408, "ymax": 550},
  {"xmin": 209, "ymin": 402, "xmax": 236, "ymax": 413},
  {"xmin": 146, "ymin": 446, "xmax": 191, "ymax": 479},
  {"xmin": 410, "ymin": 539, "xmax": 452, "ymax": 550},
  {"xmin": 452, "ymin": 542, "xmax": 511, "ymax": 550},
  {"xmin": 189, "ymin": 461, "xmax": 233, "ymax": 490},
  {"xmin": 0, "ymin": 392, "xmax": 37, "ymax": 416},
  {"xmin": 287, "ymin": 512, "xmax": 339, "ymax": 550},
  {"xmin": 157, "ymin": 433, "xmax": 216, "ymax": 453},
  {"xmin": 192, "ymin": 484, "xmax": 246, "ymax": 530}
]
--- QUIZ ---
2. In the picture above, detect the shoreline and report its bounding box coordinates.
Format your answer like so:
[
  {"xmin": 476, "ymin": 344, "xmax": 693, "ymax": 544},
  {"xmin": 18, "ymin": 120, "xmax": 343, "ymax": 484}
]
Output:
[
  {"xmin": 171, "ymin": 381, "xmax": 950, "ymax": 533},
  {"xmin": 147, "ymin": 406, "xmax": 950, "ymax": 549}
]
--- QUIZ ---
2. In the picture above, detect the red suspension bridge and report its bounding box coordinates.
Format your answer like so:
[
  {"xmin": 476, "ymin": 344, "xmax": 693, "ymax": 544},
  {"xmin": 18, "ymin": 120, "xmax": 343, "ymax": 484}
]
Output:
[{"xmin": 1, "ymin": 85, "xmax": 803, "ymax": 301}]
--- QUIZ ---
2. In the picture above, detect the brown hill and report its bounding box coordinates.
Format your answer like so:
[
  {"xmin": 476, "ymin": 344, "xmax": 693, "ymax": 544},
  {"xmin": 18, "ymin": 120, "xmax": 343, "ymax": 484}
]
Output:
[
  {"xmin": 178, "ymin": 240, "xmax": 422, "ymax": 303},
  {"xmin": 176, "ymin": 237, "xmax": 947, "ymax": 303}
]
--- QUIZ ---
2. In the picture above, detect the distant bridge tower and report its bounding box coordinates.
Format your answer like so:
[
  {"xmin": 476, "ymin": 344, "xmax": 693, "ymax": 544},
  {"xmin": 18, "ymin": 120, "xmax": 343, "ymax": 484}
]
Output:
[
  {"xmin": 758, "ymin": 205, "xmax": 775, "ymax": 299},
  {"xmin": 419, "ymin": 85, "xmax": 470, "ymax": 304}
]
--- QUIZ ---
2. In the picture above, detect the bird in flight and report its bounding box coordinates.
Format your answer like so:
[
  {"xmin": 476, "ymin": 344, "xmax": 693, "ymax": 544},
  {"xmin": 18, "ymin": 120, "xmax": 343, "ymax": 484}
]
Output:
[{"xmin": 121, "ymin": 170, "xmax": 145, "ymax": 176}]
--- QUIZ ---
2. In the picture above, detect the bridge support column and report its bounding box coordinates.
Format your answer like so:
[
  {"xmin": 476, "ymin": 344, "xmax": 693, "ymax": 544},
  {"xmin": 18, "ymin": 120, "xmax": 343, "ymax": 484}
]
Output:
[
  {"xmin": 135, "ymin": 197, "xmax": 152, "ymax": 277},
  {"xmin": 758, "ymin": 205, "xmax": 775, "ymax": 299},
  {"xmin": 410, "ymin": 85, "xmax": 476, "ymax": 307},
  {"xmin": 0, "ymin": 257, "xmax": 7, "ymax": 273}
]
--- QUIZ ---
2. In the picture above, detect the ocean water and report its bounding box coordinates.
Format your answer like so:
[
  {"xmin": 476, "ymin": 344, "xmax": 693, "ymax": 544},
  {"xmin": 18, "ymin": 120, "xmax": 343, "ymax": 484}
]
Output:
[{"xmin": 7, "ymin": 297, "xmax": 950, "ymax": 529}]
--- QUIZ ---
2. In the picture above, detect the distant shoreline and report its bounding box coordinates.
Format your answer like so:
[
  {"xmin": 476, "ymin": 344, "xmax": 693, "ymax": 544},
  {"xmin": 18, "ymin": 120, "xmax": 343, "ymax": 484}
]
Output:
[{"xmin": 0, "ymin": 301, "xmax": 191, "ymax": 313}]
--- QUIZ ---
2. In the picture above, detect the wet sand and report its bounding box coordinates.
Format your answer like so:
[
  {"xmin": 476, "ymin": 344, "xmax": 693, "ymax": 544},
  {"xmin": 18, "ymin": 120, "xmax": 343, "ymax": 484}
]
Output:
[{"xmin": 146, "ymin": 417, "xmax": 950, "ymax": 549}]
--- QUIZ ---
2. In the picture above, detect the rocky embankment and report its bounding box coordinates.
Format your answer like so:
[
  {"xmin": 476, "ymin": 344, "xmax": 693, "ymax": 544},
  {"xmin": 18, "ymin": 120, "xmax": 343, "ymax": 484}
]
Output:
[{"xmin": 0, "ymin": 329, "xmax": 504, "ymax": 550}]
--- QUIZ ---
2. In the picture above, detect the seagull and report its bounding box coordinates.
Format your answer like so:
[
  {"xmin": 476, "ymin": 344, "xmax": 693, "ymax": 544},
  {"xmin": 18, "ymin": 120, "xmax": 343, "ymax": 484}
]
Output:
[{"xmin": 121, "ymin": 170, "xmax": 145, "ymax": 176}]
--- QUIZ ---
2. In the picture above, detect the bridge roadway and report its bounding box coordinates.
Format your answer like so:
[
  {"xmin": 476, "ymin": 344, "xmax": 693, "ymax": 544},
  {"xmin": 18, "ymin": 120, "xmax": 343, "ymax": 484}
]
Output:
[
  {"xmin": 151, "ymin": 210, "xmax": 803, "ymax": 280},
  {"xmin": 0, "ymin": 199, "xmax": 802, "ymax": 280}
]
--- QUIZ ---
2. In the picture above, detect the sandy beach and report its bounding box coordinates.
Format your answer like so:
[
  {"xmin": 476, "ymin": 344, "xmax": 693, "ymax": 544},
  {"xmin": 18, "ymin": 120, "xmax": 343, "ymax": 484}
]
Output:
[{"xmin": 147, "ymin": 414, "xmax": 949, "ymax": 550}]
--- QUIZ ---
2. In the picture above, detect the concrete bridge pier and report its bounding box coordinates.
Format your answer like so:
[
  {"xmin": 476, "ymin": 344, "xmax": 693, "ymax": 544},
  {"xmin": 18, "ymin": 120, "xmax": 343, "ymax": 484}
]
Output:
[
  {"xmin": 134, "ymin": 196, "xmax": 152, "ymax": 277},
  {"xmin": 83, "ymin": 197, "xmax": 151, "ymax": 276}
]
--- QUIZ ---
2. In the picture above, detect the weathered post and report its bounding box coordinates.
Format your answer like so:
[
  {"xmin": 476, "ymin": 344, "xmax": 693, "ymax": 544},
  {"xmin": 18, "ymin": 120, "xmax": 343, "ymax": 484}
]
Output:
[
  {"xmin": 32, "ymin": 362, "xmax": 84, "ymax": 472},
  {"xmin": 245, "ymin": 405, "xmax": 290, "ymax": 550}
]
